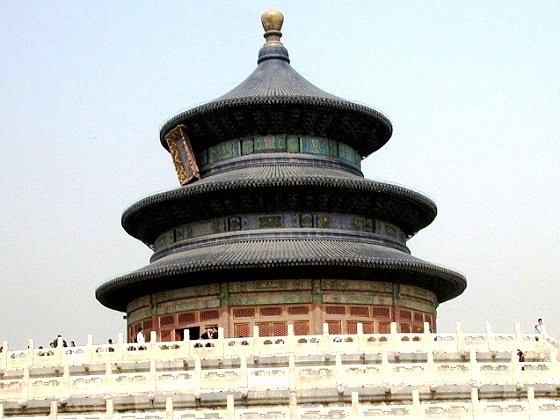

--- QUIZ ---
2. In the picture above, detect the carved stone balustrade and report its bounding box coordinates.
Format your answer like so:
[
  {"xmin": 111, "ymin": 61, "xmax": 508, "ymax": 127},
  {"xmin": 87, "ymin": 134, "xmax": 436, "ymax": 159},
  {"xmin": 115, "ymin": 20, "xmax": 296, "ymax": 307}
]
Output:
[{"xmin": 0, "ymin": 322, "xmax": 559, "ymax": 418}]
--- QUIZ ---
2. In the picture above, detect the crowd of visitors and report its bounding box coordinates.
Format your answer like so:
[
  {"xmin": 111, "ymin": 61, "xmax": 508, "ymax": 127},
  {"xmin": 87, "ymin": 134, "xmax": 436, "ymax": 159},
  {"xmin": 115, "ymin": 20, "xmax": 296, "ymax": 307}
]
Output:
[
  {"xmin": 3, "ymin": 319, "xmax": 545, "ymax": 357},
  {"xmin": 32, "ymin": 335, "xmax": 78, "ymax": 356},
  {"xmin": 34, "ymin": 335, "xmax": 116, "ymax": 356},
  {"xmin": 193, "ymin": 326, "xmax": 218, "ymax": 348}
]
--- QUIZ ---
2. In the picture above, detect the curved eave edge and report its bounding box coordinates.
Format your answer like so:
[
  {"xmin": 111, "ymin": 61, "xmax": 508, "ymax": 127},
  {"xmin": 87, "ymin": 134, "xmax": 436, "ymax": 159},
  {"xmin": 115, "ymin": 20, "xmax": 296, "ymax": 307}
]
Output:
[
  {"xmin": 96, "ymin": 259, "xmax": 466, "ymax": 312},
  {"xmin": 159, "ymin": 96, "xmax": 393, "ymax": 143},
  {"xmin": 122, "ymin": 178, "xmax": 437, "ymax": 226}
]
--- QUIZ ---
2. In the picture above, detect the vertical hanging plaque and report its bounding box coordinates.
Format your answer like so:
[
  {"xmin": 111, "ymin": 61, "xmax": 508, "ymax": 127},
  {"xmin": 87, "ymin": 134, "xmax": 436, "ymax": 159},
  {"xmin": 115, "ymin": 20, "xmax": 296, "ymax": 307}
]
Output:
[{"xmin": 164, "ymin": 125, "xmax": 200, "ymax": 185}]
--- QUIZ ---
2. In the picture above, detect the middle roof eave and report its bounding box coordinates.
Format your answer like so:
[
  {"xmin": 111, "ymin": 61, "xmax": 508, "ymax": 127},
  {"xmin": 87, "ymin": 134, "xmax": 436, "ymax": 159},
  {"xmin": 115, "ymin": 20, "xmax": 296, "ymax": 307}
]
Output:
[{"xmin": 121, "ymin": 165, "xmax": 437, "ymax": 244}]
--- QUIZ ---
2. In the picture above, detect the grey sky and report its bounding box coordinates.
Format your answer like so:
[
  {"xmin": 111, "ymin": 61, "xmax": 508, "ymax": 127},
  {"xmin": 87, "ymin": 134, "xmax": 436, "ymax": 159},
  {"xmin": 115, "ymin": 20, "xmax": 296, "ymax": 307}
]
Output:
[{"xmin": 1, "ymin": 1, "xmax": 559, "ymax": 349}]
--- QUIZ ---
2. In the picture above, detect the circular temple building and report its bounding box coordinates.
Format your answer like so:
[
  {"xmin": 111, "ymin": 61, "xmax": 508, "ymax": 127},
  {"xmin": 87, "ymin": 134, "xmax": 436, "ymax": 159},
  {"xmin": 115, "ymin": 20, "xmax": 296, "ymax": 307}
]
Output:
[{"xmin": 95, "ymin": 9, "xmax": 466, "ymax": 343}]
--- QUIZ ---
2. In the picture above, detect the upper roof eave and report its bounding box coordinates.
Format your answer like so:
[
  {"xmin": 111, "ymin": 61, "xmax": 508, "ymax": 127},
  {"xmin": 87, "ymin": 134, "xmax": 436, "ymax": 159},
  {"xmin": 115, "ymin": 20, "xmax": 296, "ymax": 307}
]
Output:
[
  {"xmin": 159, "ymin": 28, "xmax": 392, "ymax": 157},
  {"xmin": 159, "ymin": 95, "xmax": 393, "ymax": 157}
]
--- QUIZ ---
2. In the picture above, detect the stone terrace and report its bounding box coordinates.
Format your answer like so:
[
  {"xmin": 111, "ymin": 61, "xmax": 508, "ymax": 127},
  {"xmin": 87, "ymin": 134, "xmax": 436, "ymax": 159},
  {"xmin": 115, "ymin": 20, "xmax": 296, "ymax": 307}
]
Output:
[{"xmin": 1, "ymin": 322, "xmax": 559, "ymax": 419}]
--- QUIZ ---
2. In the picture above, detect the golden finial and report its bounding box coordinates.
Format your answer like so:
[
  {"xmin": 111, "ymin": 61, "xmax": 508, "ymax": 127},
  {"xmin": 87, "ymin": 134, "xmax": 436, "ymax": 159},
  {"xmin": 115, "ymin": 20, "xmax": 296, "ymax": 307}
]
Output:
[{"xmin": 261, "ymin": 8, "xmax": 284, "ymax": 45}]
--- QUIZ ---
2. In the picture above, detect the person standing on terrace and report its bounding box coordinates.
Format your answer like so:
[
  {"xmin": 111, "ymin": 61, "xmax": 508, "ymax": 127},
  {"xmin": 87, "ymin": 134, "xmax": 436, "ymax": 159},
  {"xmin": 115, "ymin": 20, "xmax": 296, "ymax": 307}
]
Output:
[
  {"xmin": 534, "ymin": 318, "xmax": 543, "ymax": 340},
  {"xmin": 200, "ymin": 328, "xmax": 211, "ymax": 339},
  {"xmin": 136, "ymin": 328, "xmax": 145, "ymax": 344}
]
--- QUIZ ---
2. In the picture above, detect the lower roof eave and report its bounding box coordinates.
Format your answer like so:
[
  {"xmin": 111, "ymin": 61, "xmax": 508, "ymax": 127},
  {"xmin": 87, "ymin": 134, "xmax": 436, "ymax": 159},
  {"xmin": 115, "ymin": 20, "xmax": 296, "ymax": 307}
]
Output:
[{"xmin": 96, "ymin": 259, "xmax": 466, "ymax": 313}]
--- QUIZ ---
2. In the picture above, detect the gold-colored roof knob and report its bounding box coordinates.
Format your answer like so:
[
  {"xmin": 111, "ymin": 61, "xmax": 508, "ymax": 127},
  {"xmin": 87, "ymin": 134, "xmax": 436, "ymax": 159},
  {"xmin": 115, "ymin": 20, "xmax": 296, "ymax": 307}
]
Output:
[
  {"xmin": 261, "ymin": 9, "xmax": 284, "ymax": 31},
  {"xmin": 261, "ymin": 9, "xmax": 284, "ymax": 45}
]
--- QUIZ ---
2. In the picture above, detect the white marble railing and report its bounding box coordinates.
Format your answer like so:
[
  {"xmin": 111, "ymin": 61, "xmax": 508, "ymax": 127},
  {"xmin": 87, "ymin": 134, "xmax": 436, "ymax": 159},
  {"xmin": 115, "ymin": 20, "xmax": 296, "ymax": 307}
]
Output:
[
  {"xmin": 3, "ymin": 355, "xmax": 557, "ymax": 401},
  {"xmin": 3, "ymin": 387, "xmax": 560, "ymax": 419},
  {"xmin": 1, "ymin": 322, "xmax": 559, "ymax": 419},
  {"xmin": 0, "ymin": 321, "xmax": 555, "ymax": 370}
]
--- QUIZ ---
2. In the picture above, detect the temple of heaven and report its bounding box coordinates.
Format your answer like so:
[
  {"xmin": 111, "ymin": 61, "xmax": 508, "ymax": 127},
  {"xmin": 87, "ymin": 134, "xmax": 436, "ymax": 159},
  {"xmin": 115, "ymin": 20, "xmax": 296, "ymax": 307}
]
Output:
[{"xmin": 95, "ymin": 9, "xmax": 466, "ymax": 343}]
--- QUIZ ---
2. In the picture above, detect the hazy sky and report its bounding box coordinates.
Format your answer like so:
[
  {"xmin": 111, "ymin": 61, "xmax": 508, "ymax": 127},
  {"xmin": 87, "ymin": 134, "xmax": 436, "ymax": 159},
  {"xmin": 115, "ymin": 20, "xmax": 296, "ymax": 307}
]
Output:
[{"xmin": 1, "ymin": 1, "xmax": 559, "ymax": 350}]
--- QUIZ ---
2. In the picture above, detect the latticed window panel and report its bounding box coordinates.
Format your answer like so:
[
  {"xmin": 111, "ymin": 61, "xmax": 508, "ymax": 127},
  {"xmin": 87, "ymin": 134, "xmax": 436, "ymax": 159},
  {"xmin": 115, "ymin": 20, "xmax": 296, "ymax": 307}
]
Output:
[
  {"xmin": 233, "ymin": 308, "xmax": 255, "ymax": 318},
  {"xmin": 425, "ymin": 314, "xmax": 433, "ymax": 326},
  {"xmin": 327, "ymin": 321, "xmax": 342, "ymax": 335},
  {"xmin": 160, "ymin": 315, "xmax": 175, "ymax": 327},
  {"xmin": 400, "ymin": 310, "xmax": 412, "ymax": 321},
  {"xmin": 256, "ymin": 323, "xmax": 273, "ymax": 337},
  {"xmin": 350, "ymin": 306, "xmax": 369, "ymax": 317},
  {"xmin": 130, "ymin": 302, "xmax": 434, "ymax": 338},
  {"xmin": 362, "ymin": 322, "xmax": 374, "ymax": 334},
  {"xmin": 293, "ymin": 321, "xmax": 309, "ymax": 336},
  {"xmin": 326, "ymin": 306, "xmax": 345, "ymax": 315},
  {"xmin": 201, "ymin": 310, "xmax": 219, "ymax": 321},
  {"xmin": 272, "ymin": 322, "xmax": 287, "ymax": 336},
  {"xmin": 373, "ymin": 306, "xmax": 390, "ymax": 318},
  {"xmin": 346, "ymin": 321, "xmax": 374, "ymax": 334},
  {"xmin": 378, "ymin": 322, "xmax": 391, "ymax": 334},
  {"xmin": 400, "ymin": 323, "xmax": 411, "ymax": 333},
  {"xmin": 260, "ymin": 307, "xmax": 282, "ymax": 317},
  {"xmin": 288, "ymin": 306, "xmax": 309, "ymax": 316},
  {"xmin": 234, "ymin": 323, "xmax": 250, "ymax": 338},
  {"xmin": 178, "ymin": 312, "xmax": 196, "ymax": 324},
  {"xmin": 160, "ymin": 330, "xmax": 172, "ymax": 341}
]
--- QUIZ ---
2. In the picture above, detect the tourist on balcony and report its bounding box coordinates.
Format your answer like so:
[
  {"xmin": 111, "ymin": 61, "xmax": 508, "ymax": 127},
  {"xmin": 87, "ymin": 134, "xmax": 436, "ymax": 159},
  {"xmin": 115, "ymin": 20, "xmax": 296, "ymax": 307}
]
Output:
[
  {"xmin": 534, "ymin": 318, "xmax": 543, "ymax": 340},
  {"xmin": 517, "ymin": 349, "xmax": 525, "ymax": 371},
  {"xmin": 200, "ymin": 328, "xmax": 211, "ymax": 339},
  {"xmin": 136, "ymin": 328, "xmax": 146, "ymax": 349},
  {"xmin": 200, "ymin": 327, "xmax": 216, "ymax": 347},
  {"xmin": 51, "ymin": 334, "xmax": 68, "ymax": 348}
]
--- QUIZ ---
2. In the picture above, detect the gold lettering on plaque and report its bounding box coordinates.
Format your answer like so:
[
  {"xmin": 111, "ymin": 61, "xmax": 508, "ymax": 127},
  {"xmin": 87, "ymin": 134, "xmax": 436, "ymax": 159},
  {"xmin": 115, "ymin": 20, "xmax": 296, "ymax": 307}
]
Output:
[{"xmin": 164, "ymin": 125, "xmax": 200, "ymax": 185}]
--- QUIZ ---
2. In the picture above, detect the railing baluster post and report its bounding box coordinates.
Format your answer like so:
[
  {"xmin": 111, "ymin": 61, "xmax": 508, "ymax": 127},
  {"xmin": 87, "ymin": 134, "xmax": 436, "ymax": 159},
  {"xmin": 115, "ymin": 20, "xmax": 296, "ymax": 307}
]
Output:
[
  {"xmin": 164, "ymin": 396, "xmax": 173, "ymax": 419},
  {"xmin": 27, "ymin": 339, "xmax": 34, "ymax": 367},
  {"xmin": 253, "ymin": 325, "xmax": 260, "ymax": 356},
  {"xmin": 22, "ymin": 367, "xmax": 29, "ymax": 401},
  {"xmin": 470, "ymin": 350, "xmax": 479, "ymax": 384},
  {"xmin": 287, "ymin": 324, "xmax": 295, "ymax": 356},
  {"xmin": 390, "ymin": 322, "xmax": 398, "ymax": 351},
  {"xmin": 0, "ymin": 341, "xmax": 7, "ymax": 369},
  {"xmin": 455, "ymin": 322, "xmax": 464, "ymax": 353},
  {"xmin": 527, "ymin": 387, "xmax": 536, "ymax": 417},
  {"xmin": 351, "ymin": 391, "xmax": 360, "ymax": 419},
  {"xmin": 357, "ymin": 322, "xmax": 365, "ymax": 353},
  {"xmin": 86, "ymin": 334, "xmax": 93, "ymax": 364},
  {"xmin": 485, "ymin": 321, "xmax": 494, "ymax": 352},
  {"xmin": 423, "ymin": 322, "xmax": 431, "ymax": 352},
  {"xmin": 514, "ymin": 322, "xmax": 522, "ymax": 351},
  {"xmin": 322, "ymin": 323, "xmax": 330, "ymax": 354},
  {"xmin": 471, "ymin": 387, "xmax": 480, "ymax": 418}
]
